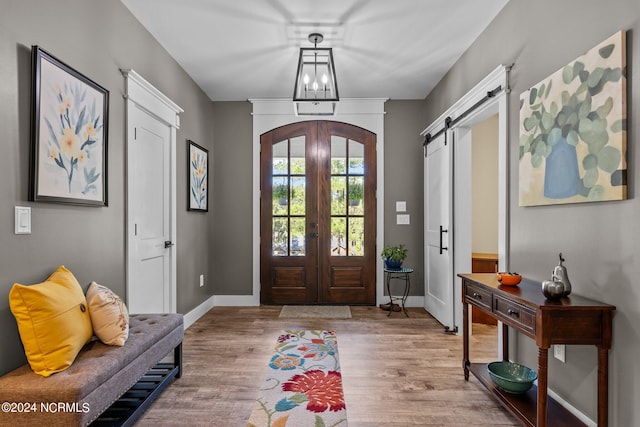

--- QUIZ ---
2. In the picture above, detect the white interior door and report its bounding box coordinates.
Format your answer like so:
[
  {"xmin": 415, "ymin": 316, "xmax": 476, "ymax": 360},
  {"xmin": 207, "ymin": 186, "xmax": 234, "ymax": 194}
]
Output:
[
  {"xmin": 424, "ymin": 131, "xmax": 455, "ymax": 330},
  {"xmin": 124, "ymin": 69, "xmax": 181, "ymax": 315},
  {"xmin": 128, "ymin": 104, "xmax": 172, "ymax": 313}
]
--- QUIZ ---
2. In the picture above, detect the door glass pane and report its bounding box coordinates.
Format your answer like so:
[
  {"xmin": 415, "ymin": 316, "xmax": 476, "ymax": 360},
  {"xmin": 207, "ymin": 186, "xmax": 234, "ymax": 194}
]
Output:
[
  {"xmin": 272, "ymin": 136, "xmax": 306, "ymax": 258},
  {"xmin": 331, "ymin": 135, "xmax": 365, "ymax": 256},
  {"xmin": 331, "ymin": 217, "xmax": 346, "ymax": 256},
  {"xmin": 331, "ymin": 176, "xmax": 346, "ymax": 215},
  {"xmin": 290, "ymin": 217, "xmax": 306, "ymax": 256},
  {"xmin": 331, "ymin": 136, "xmax": 346, "ymax": 174},
  {"xmin": 272, "ymin": 176, "xmax": 288, "ymax": 215},
  {"xmin": 290, "ymin": 136, "xmax": 305, "ymax": 174},
  {"xmin": 273, "ymin": 218, "xmax": 288, "ymax": 256},
  {"xmin": 349, "ymin": 217, "xmax": 364, "ymax": 256},
  {"xmin": 290, "ymin": 177, "xmax": 306, "ymax": 215},
  {"xmin": 273, "ymin": 140, "xmax": 288, "ymax": 175},
  {"xmin": 348, "ymin": 140, "xmax": 364, "ymax": 174},
  {"xmin": 348, "ymin": 176, "xmax": 364, "ymax": 215},
  {"xmin": 331, "ymin": 137, "xmax": 366, "ymax": 257}
]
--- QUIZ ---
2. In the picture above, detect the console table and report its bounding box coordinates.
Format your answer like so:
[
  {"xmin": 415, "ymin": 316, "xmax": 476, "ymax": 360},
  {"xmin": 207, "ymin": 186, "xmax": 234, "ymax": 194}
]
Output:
[{"xmin": 459, "ymin": 273, "xmax": 615, "ymax": 427}]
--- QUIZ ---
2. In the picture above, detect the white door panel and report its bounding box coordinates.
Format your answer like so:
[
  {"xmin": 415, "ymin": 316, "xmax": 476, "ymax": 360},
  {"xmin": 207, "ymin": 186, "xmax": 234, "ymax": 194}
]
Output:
[
  {"xmin": 424, "ymin": 131, "xmax": 454, "ymax": 330},
  {"xmin": 137, "ymin": 256, "xmax": 165, "ymax": 312},
  {"xmin": 128, "ymin": 105, "xmax": 171, "ymax": 314}
]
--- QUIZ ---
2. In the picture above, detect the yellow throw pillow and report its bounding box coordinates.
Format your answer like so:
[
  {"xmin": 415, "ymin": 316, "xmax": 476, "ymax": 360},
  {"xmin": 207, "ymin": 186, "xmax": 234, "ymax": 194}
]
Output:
[
  {"xmin": 86, "ymin": 281, "xmax": 129, "ymax": 346},
  {"xmin": 9, "ymin": 266, "xmax": 93, "ymax": 377}
]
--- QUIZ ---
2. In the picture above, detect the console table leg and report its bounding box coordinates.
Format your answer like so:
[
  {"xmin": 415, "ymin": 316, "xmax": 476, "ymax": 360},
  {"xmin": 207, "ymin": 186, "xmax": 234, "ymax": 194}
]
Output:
[
  {"xmin": 598, "ymin": 347, "xmax": 609, "ymax": 427},
  {"xmin": 537, "ymin": 347, "xmax": 549, "ymax": 427},
  {"xmin": 463, "ymin": 301, "xmax": 469, "ymax": 380},
  {"xmin": 501, "ymin": 323, "xmax": 509, "ymax": 361}
]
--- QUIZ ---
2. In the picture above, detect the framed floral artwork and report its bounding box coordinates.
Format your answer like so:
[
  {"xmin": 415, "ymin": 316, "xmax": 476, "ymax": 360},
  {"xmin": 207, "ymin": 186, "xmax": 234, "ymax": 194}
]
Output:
[
  {"xmin": 30, "ymin": 46, "xmax": 109, "ymax": 206},
  {"xmin": 188, "ymin": 140, "xmax": 208, "ymax": 212}
]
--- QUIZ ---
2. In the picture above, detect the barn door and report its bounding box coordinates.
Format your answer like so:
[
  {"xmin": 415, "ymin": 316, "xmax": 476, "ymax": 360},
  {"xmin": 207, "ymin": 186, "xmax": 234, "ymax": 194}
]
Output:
[{"xmin": 424, "ymin": 131, "xmax": 455, "ymax": 329}]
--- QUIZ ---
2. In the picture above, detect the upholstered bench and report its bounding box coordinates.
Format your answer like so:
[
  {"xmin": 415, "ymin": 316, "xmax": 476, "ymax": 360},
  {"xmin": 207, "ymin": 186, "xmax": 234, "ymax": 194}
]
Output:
[{"xmin": 0, "ymin": 313, "xmax": 183, "ymax": 427}]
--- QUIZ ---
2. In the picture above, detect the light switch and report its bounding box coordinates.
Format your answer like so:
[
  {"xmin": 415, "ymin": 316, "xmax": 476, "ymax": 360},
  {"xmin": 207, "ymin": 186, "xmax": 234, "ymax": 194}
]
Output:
[
  {"xmin": 396, "ymin": 214, "xmax": 410, "ymax": 225},
  {"xmin": 15, "ymin": 206, "xmax": 31, "ymax": 234},
  {"xmin": 396, "ymin": 201, "xmax": 406, "ymax": 212}
]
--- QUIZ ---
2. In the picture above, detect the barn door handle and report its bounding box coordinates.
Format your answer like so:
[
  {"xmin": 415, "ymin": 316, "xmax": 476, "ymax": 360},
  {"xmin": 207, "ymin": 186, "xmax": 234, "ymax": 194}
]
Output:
[
  {"xmin": 439, "ymin": 226, "xmax": 448, "ymax": 254},
  {"xmin": 164, "ymin": 240, "xmax": 175, "ymax": 248}
]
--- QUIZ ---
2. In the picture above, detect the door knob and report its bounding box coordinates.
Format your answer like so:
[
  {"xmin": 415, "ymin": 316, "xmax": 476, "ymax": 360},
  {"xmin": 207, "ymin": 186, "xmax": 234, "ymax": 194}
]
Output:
[
  {"xmin": 164, "ymin": 240, "xmax": 175, "ymax": 248},
  {"xmin": 308, "ymin": 232, "xmax": 318, "ymax": 239}
]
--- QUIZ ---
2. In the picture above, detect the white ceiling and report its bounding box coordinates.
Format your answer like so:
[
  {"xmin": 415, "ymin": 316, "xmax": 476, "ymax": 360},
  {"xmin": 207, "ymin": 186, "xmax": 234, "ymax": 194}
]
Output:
[{"xmin": 120, "ymin": 0, "xmax": 508, "ymax": 101}]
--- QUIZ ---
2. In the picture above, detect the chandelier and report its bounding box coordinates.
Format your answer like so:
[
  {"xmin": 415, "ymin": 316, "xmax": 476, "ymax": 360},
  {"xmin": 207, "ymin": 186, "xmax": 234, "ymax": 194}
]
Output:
[{"xmin": 293, "ymin": 33, "xmax": 339, "ymax": 116}]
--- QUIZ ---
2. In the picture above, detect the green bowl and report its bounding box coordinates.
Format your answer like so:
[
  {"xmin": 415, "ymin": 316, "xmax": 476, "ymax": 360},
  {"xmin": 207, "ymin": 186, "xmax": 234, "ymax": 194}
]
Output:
[{"xmin": 487, "ymin": 361, "xmax": 537, "ymax": 394}]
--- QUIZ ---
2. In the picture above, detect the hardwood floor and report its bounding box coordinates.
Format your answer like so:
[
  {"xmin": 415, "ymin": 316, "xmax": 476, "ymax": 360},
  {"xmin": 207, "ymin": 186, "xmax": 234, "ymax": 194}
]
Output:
[{"xmin": 137, "ymin": 306, "xmax": 517, "ymax": 426}]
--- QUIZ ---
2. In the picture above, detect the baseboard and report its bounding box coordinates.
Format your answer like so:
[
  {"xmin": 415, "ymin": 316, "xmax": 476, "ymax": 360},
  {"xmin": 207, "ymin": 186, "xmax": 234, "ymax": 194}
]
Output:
[
  {"xmin": 183, "ymin": 296, "xmax": 215, "ymax": 329},
  {"xmin": 211, "ymin": 295, "xmax": 424, "ymax": 307},
  {"xmin": 383, "ymin": 295, "xmax": 424, "ymax": 308},
  {"xmin": 547, "ymin": 388, "xmax": 596, "ymax": 427},
  {"xmin": 212, "ymin": 294, "xmax": 260, "ymax": 306}
]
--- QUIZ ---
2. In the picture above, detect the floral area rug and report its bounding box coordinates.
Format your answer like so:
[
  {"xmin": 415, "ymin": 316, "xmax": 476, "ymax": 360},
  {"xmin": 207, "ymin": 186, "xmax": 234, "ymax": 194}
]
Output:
[{"xmin": 247, "ymin": 330, "xmax": 348, "ymax": 427}]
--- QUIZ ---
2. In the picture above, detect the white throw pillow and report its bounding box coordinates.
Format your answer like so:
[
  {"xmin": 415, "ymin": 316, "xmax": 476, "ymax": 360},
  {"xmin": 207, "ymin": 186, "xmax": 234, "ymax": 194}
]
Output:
[{"xmin": 86, "ymin": 281, "xmax": 129, "ymax": 346}]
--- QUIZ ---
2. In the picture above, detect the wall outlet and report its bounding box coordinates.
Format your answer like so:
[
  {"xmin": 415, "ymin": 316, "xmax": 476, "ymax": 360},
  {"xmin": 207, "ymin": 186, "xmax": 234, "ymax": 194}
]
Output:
[
  {"xmin": 199, "ymin": 274, "xmax": 204, "ymax": 287},
  {"xmin": 553, "ymin": 344, "xmax": 566, "ymax": 363}
]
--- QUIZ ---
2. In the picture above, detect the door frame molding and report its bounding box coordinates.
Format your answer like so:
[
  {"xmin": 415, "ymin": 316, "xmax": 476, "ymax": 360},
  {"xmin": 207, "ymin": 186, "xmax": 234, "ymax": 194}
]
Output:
[
  {"xmin": 421, "ymin": 64, "xmax": 510, "ymax": 337},
  {"xmin": 250, "ymin": 99, "xmax": 387, "ymax": 306},
  {"xmin": 123, "ymin": 69, "xmax": 183, "ymax": 313}
]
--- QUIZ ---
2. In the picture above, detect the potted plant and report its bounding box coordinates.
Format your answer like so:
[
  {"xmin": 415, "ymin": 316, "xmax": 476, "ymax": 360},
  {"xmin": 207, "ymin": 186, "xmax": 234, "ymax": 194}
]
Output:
[
  {"xmin": 380, "ymin": 244, "xmax": 408, "ymax": 269},
  {"xmin": 273, "ymin": 184, "xmax": 289, "ymax": 205},
  {"xmin": 348, "ymin": 181, "xmax": 364, "ymax": 206}
]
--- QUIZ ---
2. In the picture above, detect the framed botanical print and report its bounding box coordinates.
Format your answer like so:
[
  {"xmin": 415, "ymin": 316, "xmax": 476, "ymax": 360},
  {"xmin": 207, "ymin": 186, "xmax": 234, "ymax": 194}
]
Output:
[
  {"xmin": 30, "ymin": 46, "xmax": 109, "ymax": 206},
  {"xmin": 188, "ymin": 140, "xmax": 208, "ymax": 212}
]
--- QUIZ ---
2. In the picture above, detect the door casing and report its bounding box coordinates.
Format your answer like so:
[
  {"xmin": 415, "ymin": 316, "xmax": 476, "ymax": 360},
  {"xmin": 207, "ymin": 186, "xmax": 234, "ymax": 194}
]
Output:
[
  {"xmin": 249, "ymin": 99, "xmax": 387, "ymax": 307},
  {"xmin": 421, "ymin": 65, "xmax": 509, "ymax": 339}
]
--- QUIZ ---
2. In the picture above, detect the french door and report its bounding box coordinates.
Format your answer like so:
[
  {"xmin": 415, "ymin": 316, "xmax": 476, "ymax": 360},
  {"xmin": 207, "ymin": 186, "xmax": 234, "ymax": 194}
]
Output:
[{"xmin": 260, "ymin": 121, "xmax": 376, "ymax": 304}]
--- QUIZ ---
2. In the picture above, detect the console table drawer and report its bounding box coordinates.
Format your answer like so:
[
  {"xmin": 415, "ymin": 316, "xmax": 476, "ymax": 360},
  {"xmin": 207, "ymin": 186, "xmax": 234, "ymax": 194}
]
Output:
[
  {"xmin": 494, "ymin": 294, "xmax": 536, "ymax": 335},
  {"xmin": 464, "ymin": 281, "xmax": 492, "ymax": 311}
]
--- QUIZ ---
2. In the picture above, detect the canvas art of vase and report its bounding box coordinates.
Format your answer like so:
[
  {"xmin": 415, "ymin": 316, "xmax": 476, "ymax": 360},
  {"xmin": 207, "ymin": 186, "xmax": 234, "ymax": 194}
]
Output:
[{"xmin": 519, "ymin": 30, "xmax": 627, "ymax": 206}]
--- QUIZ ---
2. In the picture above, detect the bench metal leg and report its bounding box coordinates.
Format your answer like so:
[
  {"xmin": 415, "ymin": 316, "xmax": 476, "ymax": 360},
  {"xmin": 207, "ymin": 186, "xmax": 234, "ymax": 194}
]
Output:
[{"xmin": 174, "ymin": 343, "xmax": 183, "ymax": 379}]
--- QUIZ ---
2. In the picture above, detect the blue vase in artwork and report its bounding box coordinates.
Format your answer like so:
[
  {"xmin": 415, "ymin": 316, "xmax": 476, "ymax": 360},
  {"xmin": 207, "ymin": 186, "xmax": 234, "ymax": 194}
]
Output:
[{"xmin": 544, "ymin": 137, "xmax": 580, "ymax": 199}]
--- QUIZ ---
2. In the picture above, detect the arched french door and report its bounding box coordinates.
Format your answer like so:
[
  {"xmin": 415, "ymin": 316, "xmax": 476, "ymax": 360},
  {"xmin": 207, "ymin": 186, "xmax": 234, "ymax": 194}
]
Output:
[{"xmin": 260, "ymin": 121, "xmax": 376, "ymax": 304}]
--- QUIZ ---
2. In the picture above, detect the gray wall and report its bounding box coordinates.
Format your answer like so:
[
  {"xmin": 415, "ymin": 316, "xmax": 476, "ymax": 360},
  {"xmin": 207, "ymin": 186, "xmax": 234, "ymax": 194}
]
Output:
[
  {"xmin": 422, "ymin": 0, "xmax": 639, "ymax": 423},
  {"xmin": 383, "ymin": 101, "xmax": 426, "ymax": 295},
  {"xmin": 211, "ymin": 101, "xmax": 254, "ymax": 295},
  {"xmin": 0, "ymin": 0, "xmax": 214, "ymax": 375}
]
